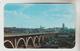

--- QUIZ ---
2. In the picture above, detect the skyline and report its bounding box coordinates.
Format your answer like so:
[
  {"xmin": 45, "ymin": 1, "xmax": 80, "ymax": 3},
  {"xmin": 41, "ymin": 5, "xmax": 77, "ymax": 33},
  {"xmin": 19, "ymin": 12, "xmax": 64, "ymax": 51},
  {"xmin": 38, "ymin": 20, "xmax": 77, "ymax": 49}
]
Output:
[{"xmin": 4, "ymin": 4, "xmax": 75, "ymax": 28}]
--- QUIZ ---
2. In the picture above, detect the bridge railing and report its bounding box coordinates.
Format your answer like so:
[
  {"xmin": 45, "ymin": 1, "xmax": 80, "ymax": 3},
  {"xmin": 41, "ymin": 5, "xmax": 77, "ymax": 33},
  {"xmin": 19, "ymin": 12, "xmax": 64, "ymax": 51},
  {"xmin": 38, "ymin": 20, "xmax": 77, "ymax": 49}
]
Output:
[{"xmin": 4, "ymin": 32, "xmax": 58, "ymax": 37}]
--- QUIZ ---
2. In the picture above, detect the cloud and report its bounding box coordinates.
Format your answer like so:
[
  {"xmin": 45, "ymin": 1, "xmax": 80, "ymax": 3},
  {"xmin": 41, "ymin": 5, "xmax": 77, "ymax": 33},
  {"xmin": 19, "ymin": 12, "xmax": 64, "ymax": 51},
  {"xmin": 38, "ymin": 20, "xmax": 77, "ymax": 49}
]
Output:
[
  {"xmin": 5, "ymin": 4, "xmax": 35, "ymax": 13},
  {"xmin": 4, "ymin": 10, "xmax": 33, "ymax": 27},
  {"xmin": 42, "ymin": 4, "xmax": 74, "ymax": 17}
]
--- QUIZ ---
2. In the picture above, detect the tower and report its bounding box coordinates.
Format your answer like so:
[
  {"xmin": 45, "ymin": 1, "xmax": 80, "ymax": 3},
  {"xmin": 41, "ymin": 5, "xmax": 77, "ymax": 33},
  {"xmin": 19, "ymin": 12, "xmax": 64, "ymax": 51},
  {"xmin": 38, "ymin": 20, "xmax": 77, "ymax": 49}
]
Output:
[{"xmin": 62, "ymin": 23, "xmax": 65, "ymax": 29}]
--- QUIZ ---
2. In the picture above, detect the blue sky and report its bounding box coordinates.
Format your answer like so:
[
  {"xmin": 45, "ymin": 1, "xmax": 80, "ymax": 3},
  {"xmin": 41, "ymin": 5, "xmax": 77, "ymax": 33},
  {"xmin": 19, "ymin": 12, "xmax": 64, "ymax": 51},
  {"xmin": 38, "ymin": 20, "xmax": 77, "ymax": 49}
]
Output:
[{"xmin": 4, "ymin": 4, "xmax": 75, "ymax": 28}]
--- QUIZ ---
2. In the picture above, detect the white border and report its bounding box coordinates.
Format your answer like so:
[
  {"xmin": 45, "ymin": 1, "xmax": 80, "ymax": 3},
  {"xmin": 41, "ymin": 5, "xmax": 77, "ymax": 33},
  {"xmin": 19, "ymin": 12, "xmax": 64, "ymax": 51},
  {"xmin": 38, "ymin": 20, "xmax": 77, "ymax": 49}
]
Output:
[{"xmin": 0, "ymin": 0, "xmax": 80, "ymax": 51}]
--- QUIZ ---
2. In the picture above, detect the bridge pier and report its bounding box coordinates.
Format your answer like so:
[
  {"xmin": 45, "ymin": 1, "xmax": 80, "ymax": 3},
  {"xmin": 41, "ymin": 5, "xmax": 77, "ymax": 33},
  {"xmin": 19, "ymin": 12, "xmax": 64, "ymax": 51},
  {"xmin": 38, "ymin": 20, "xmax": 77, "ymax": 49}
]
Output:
[{"xmin": 14, "ymin": 38, "xmax": 17, "ymax": 48}]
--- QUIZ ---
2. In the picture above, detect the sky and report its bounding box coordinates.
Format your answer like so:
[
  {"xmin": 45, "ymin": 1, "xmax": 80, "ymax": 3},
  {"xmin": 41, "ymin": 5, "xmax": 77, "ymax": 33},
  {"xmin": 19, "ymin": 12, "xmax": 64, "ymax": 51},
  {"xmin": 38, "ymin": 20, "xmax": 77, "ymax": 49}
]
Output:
[{"xmin": 4, "ymin": 3, "xmax": 75, "ymax": 28}]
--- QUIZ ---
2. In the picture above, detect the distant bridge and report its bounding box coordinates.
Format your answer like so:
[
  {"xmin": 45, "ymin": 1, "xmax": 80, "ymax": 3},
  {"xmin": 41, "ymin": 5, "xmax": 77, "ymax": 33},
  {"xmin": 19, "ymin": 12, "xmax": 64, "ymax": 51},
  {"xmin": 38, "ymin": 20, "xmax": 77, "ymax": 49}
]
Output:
[{"xmin": 4, "ymin": 32, "xmax": 58, "ymax": 48}]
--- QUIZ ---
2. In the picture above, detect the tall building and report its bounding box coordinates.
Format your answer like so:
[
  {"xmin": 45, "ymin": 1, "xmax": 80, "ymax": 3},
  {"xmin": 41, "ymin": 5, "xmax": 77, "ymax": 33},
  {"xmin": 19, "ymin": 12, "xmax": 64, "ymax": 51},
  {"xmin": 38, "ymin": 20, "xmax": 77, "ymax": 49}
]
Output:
[{"xmin": 62, "ymin": 23, "xmax": 65, "ymax": 29}]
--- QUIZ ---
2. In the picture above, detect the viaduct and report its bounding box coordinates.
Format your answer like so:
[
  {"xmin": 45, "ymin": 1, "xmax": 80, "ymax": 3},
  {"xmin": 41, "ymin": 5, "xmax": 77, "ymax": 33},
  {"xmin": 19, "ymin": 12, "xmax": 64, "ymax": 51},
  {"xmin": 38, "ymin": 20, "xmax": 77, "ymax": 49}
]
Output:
[{"xmin": 4, "ymin": 32, "xmax": 57, "ymax": 48}]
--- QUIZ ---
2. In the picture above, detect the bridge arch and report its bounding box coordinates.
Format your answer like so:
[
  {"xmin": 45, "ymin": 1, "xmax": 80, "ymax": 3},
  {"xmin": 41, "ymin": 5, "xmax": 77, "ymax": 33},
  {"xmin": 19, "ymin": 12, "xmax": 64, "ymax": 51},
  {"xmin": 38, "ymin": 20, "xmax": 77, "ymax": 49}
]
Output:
[
  {"xmin": 17, "ymin": 38, "xmax": 26, "ymax": 48},
  {"xmin": 41, "ymin": 36, "xmax": 45, "ymax": 41},
  {"xmin": 4, "ymin": 40, "xmax": 14, "ymax": 48},
  {"xmin": 39, "ymin": 35, "xmax": 46, "ymax": 46},
  {"xmin": 27, "ymin": 36, "xmax": 34, "ymax": 47},
  {"xmin": 33, "ymin": 36, "xmax": 40, "ymax": 47}
]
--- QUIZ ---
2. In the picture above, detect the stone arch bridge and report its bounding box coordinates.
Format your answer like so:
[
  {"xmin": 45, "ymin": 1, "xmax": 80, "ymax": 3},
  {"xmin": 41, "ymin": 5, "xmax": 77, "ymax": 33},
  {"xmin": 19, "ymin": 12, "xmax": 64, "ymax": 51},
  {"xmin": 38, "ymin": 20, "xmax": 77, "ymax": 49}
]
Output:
[{"xmin": 4, "ymin": 32, "xmax": 58, "ymax": 48}]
